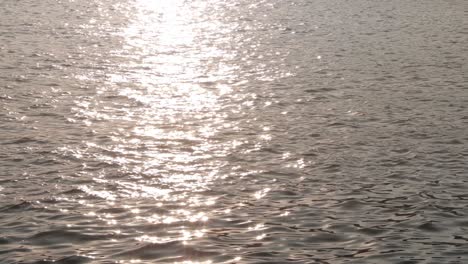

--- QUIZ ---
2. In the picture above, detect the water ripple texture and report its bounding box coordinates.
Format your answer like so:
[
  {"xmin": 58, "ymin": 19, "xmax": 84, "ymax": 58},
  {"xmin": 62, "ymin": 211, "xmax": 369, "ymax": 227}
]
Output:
[{"xmin": 1, "ymin": 0, "xmax": 467, "ymax": 263}]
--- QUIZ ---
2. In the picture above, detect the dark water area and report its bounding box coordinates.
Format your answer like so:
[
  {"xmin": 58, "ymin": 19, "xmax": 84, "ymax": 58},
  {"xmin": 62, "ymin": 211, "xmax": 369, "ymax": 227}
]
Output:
[{"xmin": 1, "ymin": 0, "xmax": 468, "ymax": 263}]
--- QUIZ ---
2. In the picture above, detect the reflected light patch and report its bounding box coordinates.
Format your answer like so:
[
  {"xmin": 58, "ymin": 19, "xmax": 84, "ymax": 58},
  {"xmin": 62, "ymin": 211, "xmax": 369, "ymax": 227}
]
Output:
[
  {"xmin": 142, "ymin": 210, "xmax": 208, "ymax": 224},
  {"xmin": 66, "ymin": 0, "xmax": 281, "ymax": 260},
  {"xmin": 174, "ymin": 261, "xmax": 213, "ymax": 264},
  {"xmin": 248, "ymin": 223, "xmax": 265, "ymax": 231},
  {"xmin": 280, "ymin": 211, "xmax": 290, "ymax": 217},
  {"xmin": 255, "ymin": 234, "xmax": 266, "ymax": 240},
  {"xmin": 79, "ymin": 185, "xmax": 116, "ymax": 201},
  {"xmin": 254, "ymin": 188, "xmax": 271, "ymax": 199}
]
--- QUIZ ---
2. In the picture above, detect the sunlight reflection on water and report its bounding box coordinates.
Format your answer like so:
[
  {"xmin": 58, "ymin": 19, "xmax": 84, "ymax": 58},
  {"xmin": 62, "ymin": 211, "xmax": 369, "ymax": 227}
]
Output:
[
  {"xmin": 71, "ymin": 0, "xmax": 280, "ymax": 261},
  {"xmin": 3, "ymin": 0, "xmax": 465, "ymax": 262}
]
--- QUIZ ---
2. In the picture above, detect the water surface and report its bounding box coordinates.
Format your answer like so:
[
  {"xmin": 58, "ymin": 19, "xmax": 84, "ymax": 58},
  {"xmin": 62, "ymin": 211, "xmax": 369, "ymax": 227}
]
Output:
[{"xmin": 1, "ymin": 0, "xmax": 468, "ymax": 263}]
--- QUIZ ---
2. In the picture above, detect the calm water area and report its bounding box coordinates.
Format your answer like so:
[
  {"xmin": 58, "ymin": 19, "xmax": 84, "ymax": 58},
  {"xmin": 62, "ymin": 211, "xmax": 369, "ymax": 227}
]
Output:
[{"xmin": 1, "ymin": 0, "xmax": 467, "ymax": 263}]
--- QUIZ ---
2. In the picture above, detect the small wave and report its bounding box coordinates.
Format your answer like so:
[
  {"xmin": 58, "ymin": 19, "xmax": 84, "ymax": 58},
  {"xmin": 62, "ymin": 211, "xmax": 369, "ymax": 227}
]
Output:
[
  {"xmin": 113, "ymin": 241, "xmax": 218, "ymax": 261},
  {"xmin": 28, "ymin": 230, "xmax": 114, "ymax": 245},
  {"xmin": 303, "ymin": 232, "xmax": 346, "ymax": 243},
  {"xmin": 0, "ymin": 237, "xmax": 10, "ymax": 244},
  {"xmin": 59, "ymin": 188, "xmax": 87, "ymax": 195},
  {"xmin": 28, "ymin": 255, "xmax": 93, "ymax": 264},
  {"xmin": 418, "ymin": 222, "xmax": 443, "ymax": 232},
  {"xmin": 0, "ymin": 247, "xmax": 31, "ymax": 255},
  {"xmin": 3, "ymin": 137, "xmax": 38, "ymax": 145},
  {"xmin": 0, "ymin": 201, "xmax": 34, "ymax": 212}
]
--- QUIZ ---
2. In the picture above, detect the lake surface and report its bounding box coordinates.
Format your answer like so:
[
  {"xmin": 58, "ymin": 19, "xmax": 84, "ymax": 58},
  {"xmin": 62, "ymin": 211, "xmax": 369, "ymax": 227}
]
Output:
[{"xmin": 1, "ymin": 0, "xmax": 467, "ymax": 263}]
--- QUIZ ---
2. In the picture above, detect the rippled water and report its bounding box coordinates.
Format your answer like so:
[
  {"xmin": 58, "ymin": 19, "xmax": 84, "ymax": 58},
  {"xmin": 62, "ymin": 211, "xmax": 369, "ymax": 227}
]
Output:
[{"xmin": 1, "ymin": 0, "xmax": 468, "ymax": 263}]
